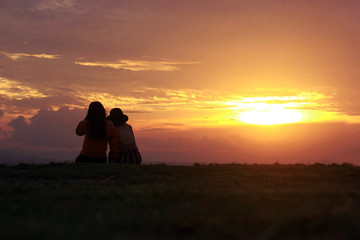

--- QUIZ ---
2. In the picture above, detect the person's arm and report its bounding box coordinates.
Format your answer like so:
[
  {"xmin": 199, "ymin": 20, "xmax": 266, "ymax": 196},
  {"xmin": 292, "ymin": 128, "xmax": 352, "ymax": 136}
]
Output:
[
  {"xmin": 76, "ymin": 121, "xmax": 87, "ymax": 136},
  {"xmin": 108, "ymin": 126, "xmax": 120, "ymax": 161},
  {"xmin": 129, "ymin": 125, "xmax": 138, "ymax": 147}
]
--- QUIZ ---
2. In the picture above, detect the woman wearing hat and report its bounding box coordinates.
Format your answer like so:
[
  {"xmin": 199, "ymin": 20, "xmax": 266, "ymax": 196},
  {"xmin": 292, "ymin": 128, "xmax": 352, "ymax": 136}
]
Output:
[{"xmin": 107, "ymin": 108, "xmax": 142, "ymax": 164}]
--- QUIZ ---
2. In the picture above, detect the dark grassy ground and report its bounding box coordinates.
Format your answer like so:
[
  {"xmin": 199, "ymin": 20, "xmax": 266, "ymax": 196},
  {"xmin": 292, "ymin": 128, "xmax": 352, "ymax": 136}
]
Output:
[{"xmin": 1, "ymin": 163, "xmax": 360, "ymax": 239}]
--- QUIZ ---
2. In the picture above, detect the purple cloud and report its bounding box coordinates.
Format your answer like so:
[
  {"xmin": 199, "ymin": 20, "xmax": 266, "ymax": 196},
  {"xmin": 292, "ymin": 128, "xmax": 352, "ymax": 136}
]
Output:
[{"xmin": 8, "ymin": 106, "xmax": 86, "ymax": 148}]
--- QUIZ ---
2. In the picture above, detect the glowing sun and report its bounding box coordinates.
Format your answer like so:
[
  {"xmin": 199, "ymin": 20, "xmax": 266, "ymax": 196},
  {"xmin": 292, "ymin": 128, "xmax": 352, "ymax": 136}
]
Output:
[{"xmin": 239, "ymin": 108, "xmax": 302, "ymax": 125}]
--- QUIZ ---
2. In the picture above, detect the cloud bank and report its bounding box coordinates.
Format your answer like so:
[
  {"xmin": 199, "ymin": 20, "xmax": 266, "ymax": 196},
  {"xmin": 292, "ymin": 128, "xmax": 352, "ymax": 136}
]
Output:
[
  {"xmin": 0, "ymin": 77, "xmax": 48, "ymax": 100},
  {"xmin": 1, "ymin": 51, "xmax": 62, "ymax": 60},
  {"xmin": 7, "ymin": 107, "xmax": 85, "ymax": 148},
  {"xmin": 36, "ymin": 0, "xmax": 77, "ymax": 11},
  {"xmin": 75, "ymin": 60, "xmax": 201, "ymax": 71}
]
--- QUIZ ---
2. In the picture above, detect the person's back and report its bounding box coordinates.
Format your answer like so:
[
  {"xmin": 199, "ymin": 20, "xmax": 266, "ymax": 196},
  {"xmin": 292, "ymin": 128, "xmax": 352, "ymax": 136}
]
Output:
[
  {"xmin": 75, "ymin": 101, "xmax": 119, "ymax": 163},
  {"xmin": 76, "ymin": 119, "xmax": 118, "ymax": 159},
  {"xmin": 107, "ymin": 108, "xmax": 141, "ymax": 164},
  {"xmin": 116, "ymin": 123, "xmax": 135, "ymax": 145}
]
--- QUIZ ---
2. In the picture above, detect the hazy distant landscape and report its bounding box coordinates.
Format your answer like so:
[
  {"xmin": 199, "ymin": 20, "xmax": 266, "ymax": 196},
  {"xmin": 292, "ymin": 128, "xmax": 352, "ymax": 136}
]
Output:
[{"xmin": 1, "ymin": 162, "xmax": 360, "ymax": 239}]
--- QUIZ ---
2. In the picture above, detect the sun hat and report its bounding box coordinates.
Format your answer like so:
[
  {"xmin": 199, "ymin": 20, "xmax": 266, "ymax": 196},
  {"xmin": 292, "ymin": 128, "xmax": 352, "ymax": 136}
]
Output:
[{"xmin": 107, "ymin": 108, "xmax": 129, "ymax": 126}]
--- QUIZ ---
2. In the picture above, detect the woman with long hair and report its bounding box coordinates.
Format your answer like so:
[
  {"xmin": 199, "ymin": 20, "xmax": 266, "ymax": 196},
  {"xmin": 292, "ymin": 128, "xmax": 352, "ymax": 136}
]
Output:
[
  {"xmin": 107, "ymin": 108, "xmax": 142, "ymax": 164},
  {"xmin": 76, "ymin": 101, "xmax": 119, "ymax": 163}
]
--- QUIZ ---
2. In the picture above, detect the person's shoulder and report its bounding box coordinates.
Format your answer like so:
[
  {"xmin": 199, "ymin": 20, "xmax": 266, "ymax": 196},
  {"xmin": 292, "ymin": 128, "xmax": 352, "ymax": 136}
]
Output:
[
  {"xmin": 77, "ymin": 120, "xmax": 87, "ymax": 126},
  {"xmin": 121, "ymin": 123, "xmax": 133, "ymax": 131},
  {"xmin": 106, "ymin": 120, "xmax": 119, "ymax": 136},
  {"xmin": 106, "ymin": 119, "xmax": 115, "ymax": 127},
  {"xmin": 124, "ymin": 123, "xmax": 132, "ymax": 128},
  {"xmin": 76, "ymin": 120, "xmax": 88, "ymax": 135}
]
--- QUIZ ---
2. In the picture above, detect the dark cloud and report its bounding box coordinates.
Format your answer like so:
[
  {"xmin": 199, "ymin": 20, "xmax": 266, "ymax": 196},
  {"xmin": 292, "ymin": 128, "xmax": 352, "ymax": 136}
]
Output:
[
  {"xmin": 0, "ymin": 127, "xmax": 5, "ymax": 139},
  {"xmin": 0, "ymin": 109, "xmax": 7, "ymax": 138},
  {"xmin": 7, "ymin": 94, "xmax": 85, "ymax": 110},
  {"xmin": 8, "ymin": 106, "xmax": 86, "ymax": 148}
]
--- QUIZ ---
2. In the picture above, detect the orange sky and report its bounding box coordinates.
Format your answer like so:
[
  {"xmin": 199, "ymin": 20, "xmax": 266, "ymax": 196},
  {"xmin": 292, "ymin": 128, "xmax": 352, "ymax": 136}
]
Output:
[{"xmin": 1, "ymin": 0, "xmax": 360, "ymax": 164}]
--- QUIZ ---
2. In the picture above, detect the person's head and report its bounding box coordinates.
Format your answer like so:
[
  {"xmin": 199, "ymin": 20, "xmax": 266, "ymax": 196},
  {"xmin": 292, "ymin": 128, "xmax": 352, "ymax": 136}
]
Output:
[
  {"xmin": 85, "ymin": 101, "xmax": 106, "ymax": 140},
  {"xmin": 107, "ymin": 108, "xmax": 128, "ymax": 127}
]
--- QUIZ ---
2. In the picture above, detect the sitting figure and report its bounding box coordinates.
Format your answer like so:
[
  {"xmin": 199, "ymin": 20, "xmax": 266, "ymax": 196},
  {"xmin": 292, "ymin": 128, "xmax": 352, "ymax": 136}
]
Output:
[
  {"xmin": 107, "ymin": 108, "xmax": 142, "ymax": 164},
  {"xmin": 75, "ymin": 101, "xmax": 119, "ymax": 163}
]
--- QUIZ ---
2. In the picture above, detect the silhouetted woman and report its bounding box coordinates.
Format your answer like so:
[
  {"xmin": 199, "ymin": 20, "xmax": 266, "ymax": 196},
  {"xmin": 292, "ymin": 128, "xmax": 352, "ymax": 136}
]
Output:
[
  {"xmin": 76, "ymin": 101, "xmax": 119, "ymax": 163},
  {"xmin": 107, "ymin": 108, "xmax": 142, "ymax": 164}
]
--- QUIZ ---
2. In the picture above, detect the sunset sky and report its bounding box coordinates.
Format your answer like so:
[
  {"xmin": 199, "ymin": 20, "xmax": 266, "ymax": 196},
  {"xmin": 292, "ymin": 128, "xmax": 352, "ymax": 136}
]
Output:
[{"xmin": 1, "ymin": 0, "xmax": 360, "ymax": 164}]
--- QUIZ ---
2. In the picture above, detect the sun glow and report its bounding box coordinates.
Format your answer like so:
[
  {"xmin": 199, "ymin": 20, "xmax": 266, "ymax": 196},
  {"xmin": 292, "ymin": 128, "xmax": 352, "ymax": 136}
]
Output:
[
  {"xmin": 225, "ymin": 95, "xmax": 313, "ymax": 125},
  {"xmin": 221, "ymin": 92, "xmax": 336, "ymax": 125},
  {"xmin": 239, "ymin": 108, "xmax": 302, "ymax": 125}
]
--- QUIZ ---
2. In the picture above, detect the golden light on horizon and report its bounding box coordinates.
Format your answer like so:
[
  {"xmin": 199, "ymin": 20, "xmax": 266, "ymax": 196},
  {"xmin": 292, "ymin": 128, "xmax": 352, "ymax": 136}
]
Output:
[
  {"xmin": 75, "ymin": 89, "xmax": 354, "ymax": 127},
  {"xmin": 226, "ymin": 93, "xmax": 330, "ymax": 125},
  {"xmin": 239, "ymin": 108, "xmax": 302, "ymax": 125}
]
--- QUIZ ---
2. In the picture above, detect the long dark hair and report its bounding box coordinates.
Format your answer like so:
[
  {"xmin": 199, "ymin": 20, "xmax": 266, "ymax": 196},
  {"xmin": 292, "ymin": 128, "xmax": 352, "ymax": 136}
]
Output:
[{"xmin": 85, "ymin": 101, "xmax": 106, "ymax": 140}]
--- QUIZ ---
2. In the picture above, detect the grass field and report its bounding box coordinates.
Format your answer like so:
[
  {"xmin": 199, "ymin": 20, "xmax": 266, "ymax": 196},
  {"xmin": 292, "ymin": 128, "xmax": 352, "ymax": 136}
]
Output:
[{"xmin": 1, "ymin": 163, "xmax": 360, "ymax": 239}]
